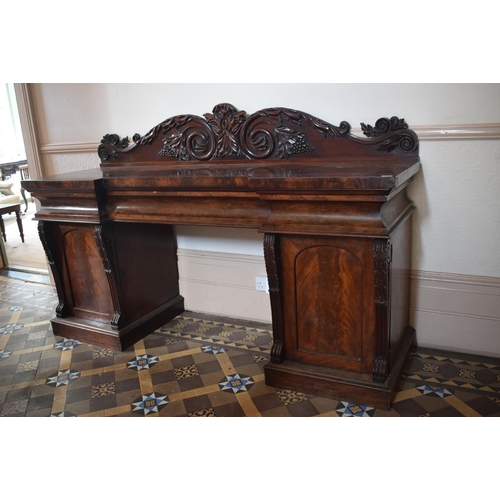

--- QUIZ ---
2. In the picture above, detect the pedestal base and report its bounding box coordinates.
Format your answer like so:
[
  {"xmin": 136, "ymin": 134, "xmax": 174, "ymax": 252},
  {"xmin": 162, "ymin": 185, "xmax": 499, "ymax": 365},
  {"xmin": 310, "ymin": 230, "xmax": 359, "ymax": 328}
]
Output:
[
  {"xmin": 51, "ymin": 295, "xmax": 185, "ymax": 351},
  {"xmin": 264, "ymin": 327, "xmax": 415, "ymax": 410}
]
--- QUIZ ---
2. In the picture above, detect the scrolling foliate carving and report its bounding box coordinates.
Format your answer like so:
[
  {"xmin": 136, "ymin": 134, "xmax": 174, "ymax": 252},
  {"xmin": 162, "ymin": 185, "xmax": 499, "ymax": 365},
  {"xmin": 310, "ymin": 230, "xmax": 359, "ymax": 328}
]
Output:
[
  {"xmin": 103, "ymin": 104, "xmax": 353, "ymax": 162},
  {"xmin": 373, "ymin": 238, "xmax": 391, "ymax": 383},
  {"xmin": 155, "ymin": 103, "xmax": 321, "ymax": 161},
  {"xmin": 99, "ymin": 104, "xmax": 419, "ymax": 162},
  {"xmin": 373, "ymin": 239, "xmax": 391, "ymax": 305},
  {"xmin": 239, "ymin": 106, "xmax": 349, "ymax": 159},
  {"xmin": 361, "ymin": 117, "xmax": 418, "ymax": 153},
  {"xmin": 98, "ymin": 134, "xmax": 133, "ymax": 161}
]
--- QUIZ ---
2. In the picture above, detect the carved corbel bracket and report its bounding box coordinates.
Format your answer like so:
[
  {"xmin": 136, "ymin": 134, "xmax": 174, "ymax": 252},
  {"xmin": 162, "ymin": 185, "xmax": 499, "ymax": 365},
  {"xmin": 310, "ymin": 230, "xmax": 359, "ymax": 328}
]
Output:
[
  {"xmin": 372, "ymin": 238, "xmax": 392, "ymax": 383},
  {"xmin": 263, "ymin": 233, "xmax": 284, "ymax": 363},
  {"xmin": 94, "ymin": 224, "xmax": 123, "ymax": 329},
  {"xmin": 37, "ymin": 221, "xmax": 68, "ymax": 318}
]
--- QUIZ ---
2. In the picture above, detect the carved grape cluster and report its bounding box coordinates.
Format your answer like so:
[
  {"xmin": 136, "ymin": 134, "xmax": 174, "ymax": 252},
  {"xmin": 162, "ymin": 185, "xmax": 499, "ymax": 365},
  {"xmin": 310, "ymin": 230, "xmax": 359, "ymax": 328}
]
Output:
[{"xmin": 98, "ymin": 105, "xmax": 419, "ymax": 162}]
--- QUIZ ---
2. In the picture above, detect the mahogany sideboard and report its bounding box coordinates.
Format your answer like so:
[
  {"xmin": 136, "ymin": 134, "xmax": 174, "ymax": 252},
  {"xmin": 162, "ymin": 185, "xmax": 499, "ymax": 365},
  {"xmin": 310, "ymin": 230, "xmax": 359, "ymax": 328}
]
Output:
[{"xmin": 23, "ymin": 104, "xmax": 421, "ymax": 409}]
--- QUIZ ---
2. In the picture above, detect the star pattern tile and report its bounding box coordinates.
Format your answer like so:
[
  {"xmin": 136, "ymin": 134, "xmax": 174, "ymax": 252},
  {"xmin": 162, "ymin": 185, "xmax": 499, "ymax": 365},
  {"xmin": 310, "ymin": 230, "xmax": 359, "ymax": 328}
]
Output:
[
  {"xmin": 0, "ymin": 277, "xmax": 499, "ymax": 418},
  {"xmin": 218, "ymin": 374, "xmax": 255, "ymax": 393},
  {"xmin": 131, "ymin": 393, "xmax": 169, "ymax": 415},
  {"xmin": 126, "ymin": 354, "xmax": 159, "ymax": 371}
]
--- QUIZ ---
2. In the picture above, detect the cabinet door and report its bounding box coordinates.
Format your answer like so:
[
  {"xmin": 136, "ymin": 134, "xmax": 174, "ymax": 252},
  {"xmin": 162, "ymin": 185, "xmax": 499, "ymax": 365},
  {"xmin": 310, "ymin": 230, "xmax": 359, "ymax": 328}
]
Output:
[
  {"xmin": 53, "ymin": 224, "xmax": 114, "ymax": 323},
  {"xmin": 281, "ymin": 235, "xmax": 376, "ymax": 374}
]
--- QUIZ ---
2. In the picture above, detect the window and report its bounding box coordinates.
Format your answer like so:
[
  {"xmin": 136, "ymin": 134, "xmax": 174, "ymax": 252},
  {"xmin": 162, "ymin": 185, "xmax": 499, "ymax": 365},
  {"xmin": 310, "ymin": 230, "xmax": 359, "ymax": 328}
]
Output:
[{"xmin": 0, "ymin": 83, "xmax": 27, "ymax": 164}]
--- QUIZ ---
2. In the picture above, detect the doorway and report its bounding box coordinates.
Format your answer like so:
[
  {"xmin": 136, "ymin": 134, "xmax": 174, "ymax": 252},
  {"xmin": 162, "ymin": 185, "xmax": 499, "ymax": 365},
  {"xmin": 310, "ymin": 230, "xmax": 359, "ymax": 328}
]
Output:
[{"xmin": 0, "ymin": 83, "xmax": 49, "ymax": 283}]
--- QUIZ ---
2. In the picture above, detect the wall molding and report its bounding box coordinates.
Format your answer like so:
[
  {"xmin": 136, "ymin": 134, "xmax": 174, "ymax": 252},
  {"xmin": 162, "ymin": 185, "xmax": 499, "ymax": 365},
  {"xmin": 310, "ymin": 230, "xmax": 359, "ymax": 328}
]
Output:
[
  {"xmin": 177, "ymin": 248, "xmax": 499, "ymax": 356},
  {"xmin": 411, "ymin": 123, "xmax": 500, "ymax": 141},
  {"xmin": 39, "ymin": 123, "xmax": 500, "ymax": 155},
  {"xmin": 410, "ymin": 269, "xmax": 500, "ymax": 356},
  {"xmin": 411, "ymin": 269, "xmax": 500, "ymax": 289},
  {"xmin": 176, "ymin": 248, "xmax": 271, "ymax": 323},
  {"xmin": 40, "ymin": 142, "xmax": 100, "ymax": 154}
]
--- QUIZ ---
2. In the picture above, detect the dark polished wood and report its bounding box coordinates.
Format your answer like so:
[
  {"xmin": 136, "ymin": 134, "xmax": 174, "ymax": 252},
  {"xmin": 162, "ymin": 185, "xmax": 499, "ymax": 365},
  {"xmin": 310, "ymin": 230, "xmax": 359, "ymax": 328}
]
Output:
[
  {"xmin": 0, "ymin": 203, "xmax": 24, "ymax": 243},
  {"xmin": 22, "ymin": 104, "xmax": 420, "ymax": 409},
  {"xmin": 0, "ymin": 159, "xmax": 27, "ymax": 181}
]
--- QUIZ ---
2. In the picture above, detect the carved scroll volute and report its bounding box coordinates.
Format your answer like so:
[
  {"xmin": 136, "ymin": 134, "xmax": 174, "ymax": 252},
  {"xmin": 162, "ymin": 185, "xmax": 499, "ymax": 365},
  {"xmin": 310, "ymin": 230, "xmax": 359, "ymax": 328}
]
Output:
[
  {"xmin": 372, "ymin": 238, "xmax": 392, "ymax": 383},
  {"xmin": 239, "ymin": 107, "xmax": 349, "ymax": 160},
  {"xmin": 37, "ymin": 221, "xmax": 68, "ymax": 318},
  {"xmin": 361, "ymin": 116, "xmax": 418, "ymax": 154},
  {"xmin": 158, "ymin": 115, "xmax": 217, "ymax": 161},
  {"xmin": 94, "ymin": 224, "xmax": 123, "ymax": 329},
  {"xmin": 263, "ymin": 233, "xmax": 284, "ymax": 363},
  {"xmin": 99, "ymin": 104, "xmax": 419, "ymax": 164}
]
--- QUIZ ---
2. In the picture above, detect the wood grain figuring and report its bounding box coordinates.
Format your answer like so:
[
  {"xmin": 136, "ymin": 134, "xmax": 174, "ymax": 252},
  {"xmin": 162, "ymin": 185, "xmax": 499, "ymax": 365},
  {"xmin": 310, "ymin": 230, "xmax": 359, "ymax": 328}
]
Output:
[
  {"xmin": 280, "ymin": 235, "xmax": 376, "ymax": 375},
  {"xmin": 59, "ymin": 226, "xmax": 114, "ymax": 321},
  {"xmin": 22, "ymin": 103, "xmax": 421, "ymax": 408},
  {"xmin": 295, "ymin": 245, "xmax": 363, "ymax": 360}
]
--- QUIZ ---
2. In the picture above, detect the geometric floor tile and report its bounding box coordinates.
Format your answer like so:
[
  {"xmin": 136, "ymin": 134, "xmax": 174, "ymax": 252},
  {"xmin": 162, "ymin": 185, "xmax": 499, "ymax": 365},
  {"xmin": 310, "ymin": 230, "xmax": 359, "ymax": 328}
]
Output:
[
  {"xmin": 277, "ymin": 389, "xmax": 309, "ymax": 406},
  {"xmin": 126, "ymin": 354, "xmax": 159, "ymax": 371},
  {"xmin": 91, "ymin": 382, "xmax": 116, "ymax": 398},
  {"xmin": 335, "ymin": 401, "xmax": 376, "ymax": 417},
  {"xmin": 0, "ymin": 323, "xmax": 23, "ymax": 334},
  {"xmin": 54, "ymin": 339, "xmax": 82, "ymax": 351},
  {"xmin": 131, "ymin": 393, "xmax": 169, "ymax": 415},
  {"xmin": 188, "ymin": 407, "xmax": 216, "ymax": 417},
  {"xmin": 92, "ymin": 347, "xmax": 114, "ymax": 359},
  {"xmin": 201, "ymin": 345, "xmax": 225, "ymax": 354},
  {"xmin": 16, "ymin": 360, "xmax": 39, "ymax": 372},
  {"xmin": 416, "ymin": 385, "xmax": 453, "ymax": 398},
  {"xmin": 174, "ymin": 365, "xmax": 200, "ymax": 379},
  {"xmin": 46, "ymin": 369, "xmax": 81, "ymax": 387},
  {"xmin": 218, "ymin": 374, "xmax": 255, "ymax": 393},
  {"xmin": 1, "ymin": 276, "xmax": 499, "ymax": 418},
  {"xmin": 1, "ymin": 399, "xmax": 28, "ymax": 416}
]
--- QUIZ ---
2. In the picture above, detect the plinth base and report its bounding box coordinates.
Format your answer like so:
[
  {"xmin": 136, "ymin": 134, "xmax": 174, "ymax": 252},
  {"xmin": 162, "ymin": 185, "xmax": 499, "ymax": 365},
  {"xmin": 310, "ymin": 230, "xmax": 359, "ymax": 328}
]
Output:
[
  {"xmin": 264, "ymin": 327, "xmax": 415, "ymax": 410},
  {"xmin": 51, "ymin": 295, "xmax": 185, "ymax": 351}
]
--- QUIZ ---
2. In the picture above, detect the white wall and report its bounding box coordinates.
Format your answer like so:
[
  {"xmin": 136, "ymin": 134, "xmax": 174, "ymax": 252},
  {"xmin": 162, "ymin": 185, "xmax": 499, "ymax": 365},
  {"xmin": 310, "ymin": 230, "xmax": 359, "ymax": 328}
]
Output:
[
  {"xmin": 29, "ymin": 83, "xmax": 500, "ymax": 355},
  {"xmin": 32, "ymin": 83, "xmax": 500, "ymax": 145}
]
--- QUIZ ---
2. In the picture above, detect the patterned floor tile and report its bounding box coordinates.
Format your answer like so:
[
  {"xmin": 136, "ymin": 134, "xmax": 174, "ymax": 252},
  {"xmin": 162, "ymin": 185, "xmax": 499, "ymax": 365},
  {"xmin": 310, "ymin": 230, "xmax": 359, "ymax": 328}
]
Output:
[
  {"xmin": 46, "ymin": 370, "xmax": 81, "ymax": 387},
  {"xmin": 131, "ymin": 392, "xmax": 169, "ymax": 415},
  {"xmin": 335, "ymin": 401, "xmax": 376, "ymax": 417},
  {"xmin": 218, "ymin": 374, "xmax": 255, "ymax": 393},
  {"xmin": 0, "ymin": 276, "xmax": 499, "ymax": 418},
  {"xmin": 1, "ymin": 399, "xmax": 28, "ymax": 416}
]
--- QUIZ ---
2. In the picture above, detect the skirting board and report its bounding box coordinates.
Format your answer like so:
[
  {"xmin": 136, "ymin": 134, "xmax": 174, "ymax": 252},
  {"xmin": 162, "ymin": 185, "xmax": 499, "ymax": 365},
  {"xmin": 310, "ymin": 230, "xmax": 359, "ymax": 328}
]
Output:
[
  {"xmin": 177, "ymin": 248, "xmax": 272, "ymax": 323},
  {"xmin": 410, "ymin": 270, "xmax": 500, "ymax": 357},
  {"xmin": 177, "ymin": 249, "xmax": 500, "ymax": 357}
]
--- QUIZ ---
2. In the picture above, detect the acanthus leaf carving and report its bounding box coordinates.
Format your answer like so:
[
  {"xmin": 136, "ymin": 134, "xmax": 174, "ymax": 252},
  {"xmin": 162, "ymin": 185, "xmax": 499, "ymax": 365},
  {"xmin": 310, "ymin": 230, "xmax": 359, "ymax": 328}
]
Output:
[
  {"xmin": 98, "ymin": 134, "xmax": 131, "ymax": 161},
  {"xmin": 99, "ymin": 104, "xmax": 419, "ymax": 162},
  {"xmin": 361, "ymin": 117, "xmax": 408, "ymax": 138},
  {"xmin": 373, "ymin": 238, "xmax": 391, "ymax": 383},
  {"xmin": 361, "ymin": 116, "xmax": 418, "ymax": 153}
]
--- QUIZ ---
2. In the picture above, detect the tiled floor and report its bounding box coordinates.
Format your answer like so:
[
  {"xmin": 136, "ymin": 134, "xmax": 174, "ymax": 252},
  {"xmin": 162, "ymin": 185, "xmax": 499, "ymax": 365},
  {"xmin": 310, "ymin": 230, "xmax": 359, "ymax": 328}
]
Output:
[{"xmin": 1, "ymin": 275, "xmax": 499, "ymax": 417}]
